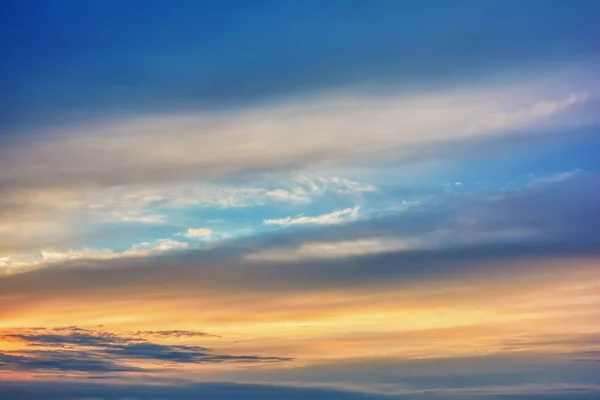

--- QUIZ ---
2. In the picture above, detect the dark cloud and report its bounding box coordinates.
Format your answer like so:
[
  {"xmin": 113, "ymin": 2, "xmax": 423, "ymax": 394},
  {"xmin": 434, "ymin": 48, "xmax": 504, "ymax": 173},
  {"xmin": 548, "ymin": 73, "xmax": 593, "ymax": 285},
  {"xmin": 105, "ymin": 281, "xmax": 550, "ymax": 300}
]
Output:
[
  {"xmin": 2, "ymin": 326, "xmax": 130, "ymax": 348},
  {"xmin": 0, "ymin": 327, "xmax": 290, "ymax": 374},
  {"xmin": 103, "ymin": 342, "xmax": 287, "ymax": 364},
  {"xmin": 0, "ymin": 350, "xmax": 139, "ymax": 373},
  {"xmin": 3, "ymin": 326, "xmax": 220, "ymax": 347}
]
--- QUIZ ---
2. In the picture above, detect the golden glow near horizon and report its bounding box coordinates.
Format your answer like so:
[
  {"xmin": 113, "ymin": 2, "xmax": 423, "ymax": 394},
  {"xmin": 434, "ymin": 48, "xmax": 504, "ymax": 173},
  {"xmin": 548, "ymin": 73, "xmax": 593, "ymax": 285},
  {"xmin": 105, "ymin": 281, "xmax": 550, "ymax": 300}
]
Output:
[{"xmin": 2, "ymin": 256, "xmax": 598, "ymax": 384}]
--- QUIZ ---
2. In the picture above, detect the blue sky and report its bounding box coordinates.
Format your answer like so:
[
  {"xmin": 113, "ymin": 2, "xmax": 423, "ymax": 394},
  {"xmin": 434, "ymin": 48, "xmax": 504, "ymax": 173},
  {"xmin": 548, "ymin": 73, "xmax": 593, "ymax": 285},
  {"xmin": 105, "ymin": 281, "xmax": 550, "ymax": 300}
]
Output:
[{"xmin": 1, "ymin": 1, "xmax": 600, "ymax": 399}]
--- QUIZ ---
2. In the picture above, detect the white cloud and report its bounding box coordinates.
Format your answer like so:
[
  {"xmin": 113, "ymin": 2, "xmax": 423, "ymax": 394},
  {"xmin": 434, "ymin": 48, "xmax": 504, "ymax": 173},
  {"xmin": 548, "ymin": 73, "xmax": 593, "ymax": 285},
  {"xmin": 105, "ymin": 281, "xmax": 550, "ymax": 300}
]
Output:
[
  {"xmin": 181, "ymin": 228, "xmax": 213, "ymax": 239},
  {"xmin": 0, "ymin": 174, "xmax": 376, "ymax": 269},
  {"xmin": 0, "ymin": 239, "xmax": 190, "ymax": 275},
  {"xmin": 264, "ymin": 207, "xmax": 360, "ymax": 227},
  {"xmin": 1, "ymin": 72, "xmax": 593, "ymax": 191},
  {"xmin": 129, "ymin": 239, "xmax": 190, "ymax": 254}
]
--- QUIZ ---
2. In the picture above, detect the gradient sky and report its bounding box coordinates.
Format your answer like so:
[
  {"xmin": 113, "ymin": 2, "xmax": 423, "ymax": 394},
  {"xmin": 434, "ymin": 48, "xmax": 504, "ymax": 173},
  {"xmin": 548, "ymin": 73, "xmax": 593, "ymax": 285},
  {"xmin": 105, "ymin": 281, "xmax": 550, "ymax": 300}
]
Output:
[{"xmin": 1, "ymin": 1, "xmax": 600, "ymax": 399}]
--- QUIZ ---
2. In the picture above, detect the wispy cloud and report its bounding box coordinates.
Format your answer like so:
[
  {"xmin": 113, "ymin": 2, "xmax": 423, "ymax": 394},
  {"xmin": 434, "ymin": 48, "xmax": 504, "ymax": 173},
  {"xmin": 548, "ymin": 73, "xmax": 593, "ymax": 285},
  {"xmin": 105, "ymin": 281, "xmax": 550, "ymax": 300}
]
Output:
[
  {"xmin": 168, "ymin": 176, "xmax": 375, "ymax": 208},
  {"xmin": 264, "ymin": 207, "xmax": 360, "ymax": 227},
  {"xmin": 1, "ymin": 239, "xmax": 190, "ymax": 274},
  {"xmin": 0, "ymin": 74, "xmax": 593, "ymax": 192},
  {"xmin": 0, "ymin": 175, "xmax": 374, "ymax": 256}
]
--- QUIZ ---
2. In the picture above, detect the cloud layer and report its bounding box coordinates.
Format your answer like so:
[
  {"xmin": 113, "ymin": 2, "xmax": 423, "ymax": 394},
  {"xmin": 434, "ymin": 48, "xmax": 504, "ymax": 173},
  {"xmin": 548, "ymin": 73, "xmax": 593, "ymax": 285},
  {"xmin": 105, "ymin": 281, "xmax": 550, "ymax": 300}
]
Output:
[{"xmin": 1, "ymin": 77, "xmax": 593, "ymax": 192}]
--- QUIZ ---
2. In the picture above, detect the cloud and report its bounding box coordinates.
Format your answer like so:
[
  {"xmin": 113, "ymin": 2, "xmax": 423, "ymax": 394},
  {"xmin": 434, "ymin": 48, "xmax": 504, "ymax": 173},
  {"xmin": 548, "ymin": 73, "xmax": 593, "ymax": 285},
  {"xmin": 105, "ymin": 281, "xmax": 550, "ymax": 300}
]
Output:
[
  {"xmin": 0, "ymin": 74, "xmax": 594, "ymax": 193},
  {"xmin": 264, "ymin": 207, "xmax": 360, "ymax": 227},
  {"xmin": 0, "ymin": 174, "xmax": 375, "ymax": 262},
  {"xmin": 246, "ymin": 238, "xmax": 413, "ymax": 261},
  {"xmin": 181, "ymin": 228, "xmax": 213, "ymax": 239},
  {"xmin": 262, "ymin": 176, "xmax": 375, "ymax": 204},
  {"xmin": 0, "ymin": 327, "xmax": 290, "ymax": 374},
  {"xmin": 2, "ymin": 326, "xmax": 129, "ymax": 348},
  {"xmin": 2, "ymin": 0, "xmax": 598, "ymax": 133},
  {"xmin": 1, "ymin": 239, "xmax": 190, "ymax": 274},
  {"xmin": 0, "ymin": 173, "xmax": 598, "ymax": 378},
  {"xmin": 0, "ymin": 175, "xmax": 598, "ymax": 372},
  {"xmin": 1, "ymin": 172, "xmax": 599, "ymax": 295},
  {"xmin": 246, "ymin": 228, "xmax": 538, "ymax": 262},
  {"xmin": 0, "ymin": 350, "xmax": 140, "ymax": 373},
  {"xmin": 149, "ymin": 176, "xmax": 374, "ymax": 209}
]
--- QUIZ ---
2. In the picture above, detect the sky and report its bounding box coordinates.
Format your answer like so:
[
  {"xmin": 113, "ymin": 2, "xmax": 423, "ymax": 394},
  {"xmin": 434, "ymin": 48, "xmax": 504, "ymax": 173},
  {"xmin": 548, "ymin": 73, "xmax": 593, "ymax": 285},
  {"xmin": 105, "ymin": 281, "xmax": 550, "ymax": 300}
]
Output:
[{"xmin": 1, "ymin": 1, "xmax": 599, "ymax": 399}]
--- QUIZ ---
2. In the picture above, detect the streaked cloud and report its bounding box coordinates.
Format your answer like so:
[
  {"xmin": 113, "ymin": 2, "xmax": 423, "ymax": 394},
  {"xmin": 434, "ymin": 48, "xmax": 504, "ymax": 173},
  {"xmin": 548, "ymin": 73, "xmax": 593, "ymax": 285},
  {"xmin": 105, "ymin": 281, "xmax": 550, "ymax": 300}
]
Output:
[
  {"xmin": 264, "ymin": 207, "xmax": 360, "ymax": 227},
  {"xmin": 0, "ymin": 75, "xmax": 594, "ymax": 193},
  {"xmin": 0, "ymin": 326, "xmax": 290, "ymax": 374},
  {"xmin": 1, "ymin": 239, "xmax": 189, "ymax": 275}
]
